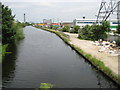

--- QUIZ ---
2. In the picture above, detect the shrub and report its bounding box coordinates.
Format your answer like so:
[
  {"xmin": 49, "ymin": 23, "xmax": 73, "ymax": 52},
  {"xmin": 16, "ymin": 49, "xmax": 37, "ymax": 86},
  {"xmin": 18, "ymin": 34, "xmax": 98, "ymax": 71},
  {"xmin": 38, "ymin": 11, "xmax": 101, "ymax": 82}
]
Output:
[
  {"xmin": 69, "ymin": 29, "xmax": 76, "ymax": 33},
  {"xmin": 61, "ymin": 25, "xmax": 70, "ymax": 32},
  {"xmin": 52, "ymin": 26, "xmax": 58, "ymax": 30},
  {"xmin": 73, "ymin": 25, "xmax": 80, "ymax": 33},
  {"xmin": 91, "ymin": 25, "xmax": 107, "ymax": 41},
  {"xmin": 78, "ymin": 25, "xmax": 93, "ymax": 40},
  {"xmin": 48, "ymin": 25, "xmax": 53, "ymax": 29}
]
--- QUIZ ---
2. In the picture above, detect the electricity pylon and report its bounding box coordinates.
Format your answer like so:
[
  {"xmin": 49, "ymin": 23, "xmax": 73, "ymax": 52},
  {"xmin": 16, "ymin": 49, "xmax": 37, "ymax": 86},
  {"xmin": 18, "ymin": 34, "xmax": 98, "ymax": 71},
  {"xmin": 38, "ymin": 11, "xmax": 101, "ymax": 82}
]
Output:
[{"xmin": 96, "ymin": 0, "xmax": 119, "ymax": 24}]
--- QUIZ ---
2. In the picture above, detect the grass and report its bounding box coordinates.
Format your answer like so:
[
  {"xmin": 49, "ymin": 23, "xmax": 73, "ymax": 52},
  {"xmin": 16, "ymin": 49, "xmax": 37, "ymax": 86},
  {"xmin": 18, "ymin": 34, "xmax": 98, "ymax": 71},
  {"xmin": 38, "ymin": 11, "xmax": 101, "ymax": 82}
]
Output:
[
  {"xmin": 36, "ymin": 27, "xmax": 120, "ymax": 85},
  {"xmin": 0, "ymin": 44, "xmax": 8, "ymax": 63}
]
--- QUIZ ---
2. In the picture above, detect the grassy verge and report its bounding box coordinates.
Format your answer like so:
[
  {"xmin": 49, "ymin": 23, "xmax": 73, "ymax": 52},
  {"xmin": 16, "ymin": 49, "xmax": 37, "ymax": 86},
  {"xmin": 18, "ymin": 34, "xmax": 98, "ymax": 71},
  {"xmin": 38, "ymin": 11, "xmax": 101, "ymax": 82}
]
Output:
[
  {"xmin": 36, "ymin": 27, "xmax": 120, "ymax": 85},
  {"xmin": 38, "ymin": 27, "xmax": 70, "ymax": 43}
]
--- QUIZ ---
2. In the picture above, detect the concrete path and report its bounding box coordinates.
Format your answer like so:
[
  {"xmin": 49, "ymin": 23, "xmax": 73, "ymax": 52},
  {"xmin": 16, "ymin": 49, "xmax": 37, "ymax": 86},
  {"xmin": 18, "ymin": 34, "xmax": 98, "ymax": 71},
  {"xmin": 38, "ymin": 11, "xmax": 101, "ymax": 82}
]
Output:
[{"xmin": 64, "ymin": 32, "xmax": 119, "ymax": 76}]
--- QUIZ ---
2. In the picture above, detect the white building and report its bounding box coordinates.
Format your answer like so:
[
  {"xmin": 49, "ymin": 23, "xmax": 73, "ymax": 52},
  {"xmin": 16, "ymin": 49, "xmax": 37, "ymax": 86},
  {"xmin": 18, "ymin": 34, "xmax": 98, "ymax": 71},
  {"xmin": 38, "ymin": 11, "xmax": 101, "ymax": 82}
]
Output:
[
  {"xmin": 73, "ymin": 19, "xmax": 97, "ymax": 28},
  {"xmin": 73, "ymin": 18, "xmax": 118, "ymax": 30}
]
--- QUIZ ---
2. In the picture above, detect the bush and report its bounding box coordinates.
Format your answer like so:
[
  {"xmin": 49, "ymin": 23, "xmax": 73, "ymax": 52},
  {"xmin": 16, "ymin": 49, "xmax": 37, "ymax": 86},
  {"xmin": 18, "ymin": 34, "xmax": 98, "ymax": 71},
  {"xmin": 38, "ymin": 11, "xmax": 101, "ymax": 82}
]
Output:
[
  {"xmin": 73, "ymin": 25, "xmax": 80, "ymax": 33},
  {"xmin": 69, "ymin": 29, "xmax": 76, "ymax": 33},
  {"xmin": 52, "ymin": 26, "xmax": 58, "ymax": 30},
  {"xmin": 61, "ymin": 25, "xmax": 70, "ymax": 32},
  {"xmin": 78, "ymin": 25, "xmax": 93, "ymax": 40},
  {"xmin": 91, "ymin": 25, "xmax": 107, "ymax": 41}
]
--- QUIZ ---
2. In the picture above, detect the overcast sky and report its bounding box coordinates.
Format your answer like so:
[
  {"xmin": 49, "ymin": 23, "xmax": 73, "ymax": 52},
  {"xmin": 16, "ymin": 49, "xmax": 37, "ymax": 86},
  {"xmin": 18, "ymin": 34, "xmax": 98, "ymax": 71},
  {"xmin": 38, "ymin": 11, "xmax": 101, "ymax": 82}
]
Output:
[{"xmin": 1, "ymin": 0, "xmax": 104, "ymax": 23}]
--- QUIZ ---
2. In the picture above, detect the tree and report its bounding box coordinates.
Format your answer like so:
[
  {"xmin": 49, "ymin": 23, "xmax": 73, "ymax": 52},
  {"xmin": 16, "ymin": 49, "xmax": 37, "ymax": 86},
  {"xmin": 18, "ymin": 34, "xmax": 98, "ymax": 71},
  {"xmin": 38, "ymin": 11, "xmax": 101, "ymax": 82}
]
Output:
[
  {"xmin": 2, "ymin": 4, "xmax": 25, "ymax": 45},
  {"xmin": 2, "ymin": 4, "xmax": 15, "ymax": 44}
]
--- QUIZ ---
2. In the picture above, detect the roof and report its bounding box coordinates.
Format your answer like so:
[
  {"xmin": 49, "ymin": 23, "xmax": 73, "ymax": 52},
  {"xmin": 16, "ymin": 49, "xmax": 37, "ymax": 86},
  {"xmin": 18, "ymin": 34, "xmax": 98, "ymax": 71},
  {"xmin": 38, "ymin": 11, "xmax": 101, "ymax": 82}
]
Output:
[{"xmin": 52, "ymin": 23, "xmax": 58, "ymax": 25}]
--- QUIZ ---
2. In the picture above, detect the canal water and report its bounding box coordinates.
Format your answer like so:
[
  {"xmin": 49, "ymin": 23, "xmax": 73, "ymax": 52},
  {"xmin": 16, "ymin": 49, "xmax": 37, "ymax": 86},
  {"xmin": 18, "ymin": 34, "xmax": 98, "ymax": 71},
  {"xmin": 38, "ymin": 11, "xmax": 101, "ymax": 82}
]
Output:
[{"xmin": 2, "ymin": 26, "xmax": 118, "ymax": 88}]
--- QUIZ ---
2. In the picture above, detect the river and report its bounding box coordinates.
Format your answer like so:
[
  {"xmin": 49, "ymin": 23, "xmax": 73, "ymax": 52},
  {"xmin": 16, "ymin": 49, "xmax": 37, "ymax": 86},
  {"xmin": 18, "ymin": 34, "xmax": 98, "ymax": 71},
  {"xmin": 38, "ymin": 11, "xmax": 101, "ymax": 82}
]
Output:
[{"xmin": 2, "ymin": 26, "xmax": 118, "ymax": 88}]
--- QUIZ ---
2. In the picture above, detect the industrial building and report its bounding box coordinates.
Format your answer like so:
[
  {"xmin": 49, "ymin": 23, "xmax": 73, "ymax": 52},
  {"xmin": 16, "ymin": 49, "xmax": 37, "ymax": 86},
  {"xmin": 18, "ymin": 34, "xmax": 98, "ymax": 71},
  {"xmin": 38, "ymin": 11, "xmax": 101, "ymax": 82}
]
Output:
[{"xmin": 73, "ymin": 18, "xmax": 118, "ymax": 30}]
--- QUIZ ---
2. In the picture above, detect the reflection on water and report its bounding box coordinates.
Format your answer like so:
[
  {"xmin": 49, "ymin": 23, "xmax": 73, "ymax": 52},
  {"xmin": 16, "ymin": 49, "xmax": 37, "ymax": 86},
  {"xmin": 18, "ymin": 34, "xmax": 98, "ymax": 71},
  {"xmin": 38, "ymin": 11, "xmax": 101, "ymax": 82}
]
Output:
[
  {"xmin": 2, "ymin": 26, "xmax": 118, "ymax": 88},
  {"xmin": 2, "ymin": 44, "xmax": 18, "ymax": 88}
]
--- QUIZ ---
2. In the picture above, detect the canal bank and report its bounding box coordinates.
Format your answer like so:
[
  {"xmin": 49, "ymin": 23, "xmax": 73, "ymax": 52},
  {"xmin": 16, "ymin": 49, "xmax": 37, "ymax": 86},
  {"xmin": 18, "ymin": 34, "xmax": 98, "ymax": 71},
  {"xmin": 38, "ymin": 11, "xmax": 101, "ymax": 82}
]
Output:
[{"xmin": 36, "ymin": 27, "xmax": 120, "ymax": 85}]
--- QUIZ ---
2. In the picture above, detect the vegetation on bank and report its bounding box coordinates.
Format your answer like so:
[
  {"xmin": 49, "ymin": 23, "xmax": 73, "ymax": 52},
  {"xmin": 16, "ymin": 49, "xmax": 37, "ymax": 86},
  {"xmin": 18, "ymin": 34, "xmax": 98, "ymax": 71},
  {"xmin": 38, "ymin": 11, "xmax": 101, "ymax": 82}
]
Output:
[
  {"xmin": 37, "ymin": 27, "xmax": 70, "ymax": 42},
  {"xmin": 69, "ymin": 25, "xmax": 80, "ymax": 33},
  {"xmin": 78, "ymin": 21, "xmax": 110, "ymax": 41},
  {"xmin": 36, "ymin": 27, "xmax": 120, "ymax": 85},
  {"xmin": 1, "ymin": 3, "xmax": 25, "ymax": 62}
]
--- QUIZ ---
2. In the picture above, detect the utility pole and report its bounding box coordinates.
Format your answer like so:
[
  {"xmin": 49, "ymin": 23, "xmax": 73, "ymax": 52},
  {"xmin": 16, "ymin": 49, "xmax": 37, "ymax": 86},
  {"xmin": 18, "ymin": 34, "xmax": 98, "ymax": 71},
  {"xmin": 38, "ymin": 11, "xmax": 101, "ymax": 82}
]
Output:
[{"xmin": 24, "ymin": 13, "xmax": 26, "ymax": 23}]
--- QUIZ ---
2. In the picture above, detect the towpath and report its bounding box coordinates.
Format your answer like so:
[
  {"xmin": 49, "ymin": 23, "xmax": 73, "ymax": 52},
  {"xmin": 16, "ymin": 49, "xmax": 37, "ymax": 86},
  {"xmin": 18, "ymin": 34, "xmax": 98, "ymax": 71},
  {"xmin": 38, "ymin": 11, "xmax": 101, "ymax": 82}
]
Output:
[{"xmin": 64, "ymin": 32, "xmax": 119, "ymax": 76}]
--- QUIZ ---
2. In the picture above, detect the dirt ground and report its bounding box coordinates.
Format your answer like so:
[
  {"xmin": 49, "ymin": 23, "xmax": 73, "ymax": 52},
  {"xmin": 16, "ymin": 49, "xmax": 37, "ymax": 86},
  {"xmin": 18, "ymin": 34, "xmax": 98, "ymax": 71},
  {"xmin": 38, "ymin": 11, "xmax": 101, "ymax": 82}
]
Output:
[{"xmin": 64, "ymin": 32, "xmax": 119, "ymax": 76}]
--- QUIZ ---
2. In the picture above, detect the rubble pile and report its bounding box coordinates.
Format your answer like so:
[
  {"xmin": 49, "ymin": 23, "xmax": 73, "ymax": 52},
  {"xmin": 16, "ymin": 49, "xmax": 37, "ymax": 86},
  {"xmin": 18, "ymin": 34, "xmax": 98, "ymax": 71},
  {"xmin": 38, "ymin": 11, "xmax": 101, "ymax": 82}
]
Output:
[{"xmin": 93, "ymin": 39, "xmax": 120, "ymax": 56}]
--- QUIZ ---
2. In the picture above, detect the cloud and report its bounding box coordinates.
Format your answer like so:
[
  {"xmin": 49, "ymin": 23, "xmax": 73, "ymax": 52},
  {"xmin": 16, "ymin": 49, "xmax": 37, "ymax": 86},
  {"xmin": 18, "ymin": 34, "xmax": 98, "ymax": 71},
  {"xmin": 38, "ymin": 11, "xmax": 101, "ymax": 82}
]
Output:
[{"xmin": 1, "ymin": 1, "xmax": 101, "ymax": 22}]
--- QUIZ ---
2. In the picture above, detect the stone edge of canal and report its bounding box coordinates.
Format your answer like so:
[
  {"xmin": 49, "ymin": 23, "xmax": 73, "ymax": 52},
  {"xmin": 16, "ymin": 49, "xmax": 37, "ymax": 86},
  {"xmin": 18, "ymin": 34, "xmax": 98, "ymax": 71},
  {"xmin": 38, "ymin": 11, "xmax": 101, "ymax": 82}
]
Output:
[{"xmin": 35, "ymin": 27, "xmax": 120, "ymax": 86}]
